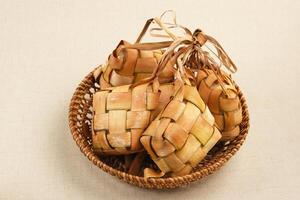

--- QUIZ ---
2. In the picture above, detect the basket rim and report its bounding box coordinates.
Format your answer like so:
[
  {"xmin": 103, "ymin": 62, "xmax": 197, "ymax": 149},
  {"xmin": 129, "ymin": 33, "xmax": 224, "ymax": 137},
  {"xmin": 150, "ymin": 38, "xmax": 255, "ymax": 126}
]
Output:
[{"xmin": 68, "ymin": 69, "xmax": 250, "ymax": 189}]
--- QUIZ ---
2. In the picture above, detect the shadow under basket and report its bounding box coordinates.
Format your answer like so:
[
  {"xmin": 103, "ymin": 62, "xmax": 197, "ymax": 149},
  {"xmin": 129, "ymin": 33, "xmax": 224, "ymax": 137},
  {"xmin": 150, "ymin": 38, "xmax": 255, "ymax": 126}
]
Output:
[{"xmin": 68, "ymin": 69, "xmax": 250, "ymax": 189}]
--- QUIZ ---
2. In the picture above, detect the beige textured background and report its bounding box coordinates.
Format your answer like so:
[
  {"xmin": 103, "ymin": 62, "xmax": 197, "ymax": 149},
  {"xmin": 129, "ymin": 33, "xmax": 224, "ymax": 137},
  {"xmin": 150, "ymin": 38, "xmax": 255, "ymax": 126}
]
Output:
[{"xmin": 1, "ymin": 0, "xmax": 300, "ymax": 199}]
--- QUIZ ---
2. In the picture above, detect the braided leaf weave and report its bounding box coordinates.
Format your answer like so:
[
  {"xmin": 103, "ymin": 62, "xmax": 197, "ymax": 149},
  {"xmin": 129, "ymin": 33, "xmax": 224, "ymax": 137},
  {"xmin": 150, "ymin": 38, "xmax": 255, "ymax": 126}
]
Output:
[
  {"xmin": 92, "ymin": 82, "xmax": 161, "ymax": 155},
  {"xmin": 197, "ymin": 69, "xmax": 242, "ymax": 141},
  {"xmin": 141, "ymin": 83, "xmax": 221, "ymax": 177},
  {"xmin": 96, "ymin": 41, "xmax": 174, "ymax": 89}
]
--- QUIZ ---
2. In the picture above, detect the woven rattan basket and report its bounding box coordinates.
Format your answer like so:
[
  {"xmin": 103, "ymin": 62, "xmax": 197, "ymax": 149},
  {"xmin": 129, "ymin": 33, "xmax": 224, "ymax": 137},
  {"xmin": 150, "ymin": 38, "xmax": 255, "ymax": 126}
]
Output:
[{"xmin": 68, "ymin": 68, "xmax": 250, "ymax": 189}]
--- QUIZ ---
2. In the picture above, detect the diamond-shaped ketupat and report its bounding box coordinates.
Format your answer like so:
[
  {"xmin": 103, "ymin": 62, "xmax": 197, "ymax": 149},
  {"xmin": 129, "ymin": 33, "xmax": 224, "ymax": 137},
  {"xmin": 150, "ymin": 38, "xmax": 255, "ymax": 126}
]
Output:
[{"xmin": 141, "ymin": 84, "xmax": 221, "ymax": 178}]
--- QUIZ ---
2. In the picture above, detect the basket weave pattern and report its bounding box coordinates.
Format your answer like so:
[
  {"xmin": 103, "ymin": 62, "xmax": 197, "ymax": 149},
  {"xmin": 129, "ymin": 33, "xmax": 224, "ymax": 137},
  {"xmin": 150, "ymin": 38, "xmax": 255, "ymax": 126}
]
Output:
[
  {"xmin": 99, "ymin": 45, "xmax": 173, "ymax": 89},
  {"xmin": 141, "ymin": 84, "xmax": 221, "ymax": 177},
  {"xmin": 197, "ymin": 69, "xmax": 243, "ymax": 141},
  {"xmin": 92, "ymin": 83, "xmax": 160, "ymax": 155},
  {"xmin": 69, "ymin": 69, "xmax": 250, "ymax": 189}
]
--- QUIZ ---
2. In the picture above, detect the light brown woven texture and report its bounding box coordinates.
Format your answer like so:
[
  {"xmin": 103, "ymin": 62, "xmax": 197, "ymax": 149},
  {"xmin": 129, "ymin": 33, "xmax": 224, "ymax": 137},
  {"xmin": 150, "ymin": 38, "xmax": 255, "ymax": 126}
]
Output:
[
  {"xmin": 141, "ymin": 83, "xmax": 221, "ymax": 177},
  {"xmin": 92, "ymin": 82, "xmax": 161, "ymax": 155},
  {"xmin": 91, "ymin": 40, "xmax": 180, "ymax": 155},
  {"xmin": 96, "ymin": 17, "xmax": 177, "ymax": 90},
  {"xmin": 197, "ymin": 69, "xmax": 243, "ymax": 141},
  {"xmin": 98, "ymin": 45, "xmax": 174, "ymax": 89},
  {"xmin": 68, "ymin": 69, "xmax": 250, "ymax": 189}
]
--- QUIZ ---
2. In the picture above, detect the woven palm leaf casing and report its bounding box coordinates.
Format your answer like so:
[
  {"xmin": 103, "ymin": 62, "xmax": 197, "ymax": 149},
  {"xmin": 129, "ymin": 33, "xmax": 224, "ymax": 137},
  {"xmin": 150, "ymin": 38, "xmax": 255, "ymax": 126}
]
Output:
[
  {"xmin": 95, "ymin": 41, "xmax": 174, "ymax": 89},
  {"xmin": 140, "ymin": 83, "xmax": 221, "ymax": 177},
  {"xmin": 197, "ymin": 69, "xmax": 242, "ymax": 141},
  {"xmin": 92, "ymin": 82, "xmax": 161, "ymax": 155}
]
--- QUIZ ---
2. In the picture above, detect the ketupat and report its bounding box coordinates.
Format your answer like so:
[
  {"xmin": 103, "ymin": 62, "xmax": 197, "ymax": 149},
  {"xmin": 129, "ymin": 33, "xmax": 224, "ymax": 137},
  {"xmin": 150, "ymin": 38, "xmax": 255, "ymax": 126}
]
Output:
[
  {"xmin": 197, "ymin": 69, "xmax": 242, "ymax": 141},
  {"xmin": 141, "ymin": 81, "xmax": 221, "ymax": 177}
]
